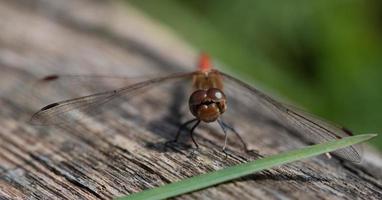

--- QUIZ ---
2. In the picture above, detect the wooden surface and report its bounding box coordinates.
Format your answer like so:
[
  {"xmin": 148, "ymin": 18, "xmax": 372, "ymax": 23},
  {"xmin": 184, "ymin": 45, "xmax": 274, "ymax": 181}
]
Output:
[{"xmin": 1, "ymin": 0, "xmax": 382, "ymax": 199}]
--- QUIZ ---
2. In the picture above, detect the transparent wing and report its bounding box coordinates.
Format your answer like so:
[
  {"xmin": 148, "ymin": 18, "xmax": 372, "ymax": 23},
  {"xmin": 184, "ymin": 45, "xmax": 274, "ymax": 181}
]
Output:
[
  {"xmin": 219, "ymin": 71, "xmax": 362, "ymax": 163},
  {"xmin": 30, "ymin": 72, "xmax": 196, "ymax": 128},
  {"xmin": 29, "ymin": 74, "xmax": 156, "ymax": 102}
]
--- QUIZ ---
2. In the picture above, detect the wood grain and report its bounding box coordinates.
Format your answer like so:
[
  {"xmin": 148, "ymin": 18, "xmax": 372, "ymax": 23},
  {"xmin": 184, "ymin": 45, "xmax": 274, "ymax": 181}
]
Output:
[{"xmin": 0, "ymin": 0, "xmax": 381, "ymax": 199}]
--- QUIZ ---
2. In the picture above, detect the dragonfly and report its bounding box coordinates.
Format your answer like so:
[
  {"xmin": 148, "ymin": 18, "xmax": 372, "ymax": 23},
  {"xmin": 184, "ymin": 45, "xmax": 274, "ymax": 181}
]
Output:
[{"xmin": 30, "ymin": 53, "xmax": 361, "ymax": 162}]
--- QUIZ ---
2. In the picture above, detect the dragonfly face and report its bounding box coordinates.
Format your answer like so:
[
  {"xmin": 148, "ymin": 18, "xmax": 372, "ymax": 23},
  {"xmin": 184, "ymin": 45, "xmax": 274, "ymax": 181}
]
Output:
[
  {"xmin": 189, "ymin": 88, "xmax": 227, "ymax": 123},
  {"xmin": 189, "ymin": 67, "xmax": 227, "ymax": 123}
]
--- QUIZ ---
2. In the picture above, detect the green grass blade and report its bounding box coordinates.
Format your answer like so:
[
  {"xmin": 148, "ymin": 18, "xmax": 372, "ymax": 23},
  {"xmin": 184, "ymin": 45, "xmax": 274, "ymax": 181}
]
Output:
[{"xmin": 116, "ymin": 134, "xmax": 377, "ymax": 200}]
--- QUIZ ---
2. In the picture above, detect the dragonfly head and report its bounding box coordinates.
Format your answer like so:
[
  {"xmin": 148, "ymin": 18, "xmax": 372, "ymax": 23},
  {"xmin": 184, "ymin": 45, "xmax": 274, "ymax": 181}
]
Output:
[{"xmin": 189, "ymin": 88, "xmax": 227, "ymax": 123}]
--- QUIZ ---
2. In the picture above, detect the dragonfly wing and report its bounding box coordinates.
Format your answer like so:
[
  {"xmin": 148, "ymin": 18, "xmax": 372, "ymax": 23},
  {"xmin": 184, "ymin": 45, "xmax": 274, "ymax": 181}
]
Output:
[
  {"xmin": 29, "ymin": 74, "xmax": 158, "ymax": 103},
  {"xmin": 31, "ymin": 90, "xmax": 118, "ymax": 125},
  {"xmin": 219, "ymin": 71, "xmax": 362, "ymax": 163},
  {"xmin": 31, "ymin": 72, "xmax": 195, "ymax": 126}
]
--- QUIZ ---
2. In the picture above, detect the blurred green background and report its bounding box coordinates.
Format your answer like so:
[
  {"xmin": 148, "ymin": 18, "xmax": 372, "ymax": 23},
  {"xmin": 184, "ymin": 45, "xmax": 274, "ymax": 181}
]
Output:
[{"xmin": 126, "ymin": 0, "xmax": 382, "ymax": 149}]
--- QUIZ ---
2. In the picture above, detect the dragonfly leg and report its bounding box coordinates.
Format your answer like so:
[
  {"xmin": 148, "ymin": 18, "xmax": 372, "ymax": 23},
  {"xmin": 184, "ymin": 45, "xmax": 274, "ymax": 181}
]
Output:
[
  {"xmin": 216, "ymin": 119, "xmax": 230, "ymax": 159},
  {"xmin": 218, "ymin": 119, "xmax": 250, "ymax": 152},
  {"xmin": 189, "ymin": 120, "xmax": 201, "ymax": 148},
  {"xmin": 166, "ymin": 119, "xmax": 200, "ymax": 149},
  {"xmin": 217, "ymin": 119, "xmax": 229, "ymax": 151},
  {"xmin": 170, "ymin": 118, "xmax": 198, "ymax": 143},
  {"xmin": 222, "ymin": 130, "xmax": 229, "ymax": 159}
]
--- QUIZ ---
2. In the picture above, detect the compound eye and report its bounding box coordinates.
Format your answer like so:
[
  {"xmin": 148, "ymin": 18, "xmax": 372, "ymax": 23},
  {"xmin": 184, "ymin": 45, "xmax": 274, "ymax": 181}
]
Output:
[
  {"xmin": 189, "ymin": 90, "xmax": 207, "ymax": 106},
  {"xmin": 207, "ymin": 88, "xmax": 225, "ymax": 101}
]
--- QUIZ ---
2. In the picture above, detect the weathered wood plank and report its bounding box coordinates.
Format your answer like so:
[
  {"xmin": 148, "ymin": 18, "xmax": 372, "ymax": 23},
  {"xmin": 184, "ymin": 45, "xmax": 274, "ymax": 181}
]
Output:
[{"xmin": 0, "ymin": 0, "xmax": 381, "ymax": 199}]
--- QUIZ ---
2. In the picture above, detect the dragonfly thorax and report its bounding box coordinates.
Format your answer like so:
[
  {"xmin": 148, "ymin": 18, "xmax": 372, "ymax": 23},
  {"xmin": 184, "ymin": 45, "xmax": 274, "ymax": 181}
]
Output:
[{"xmin": 189, "ymin": 88, "xmax": 227, "ymax": 123}]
